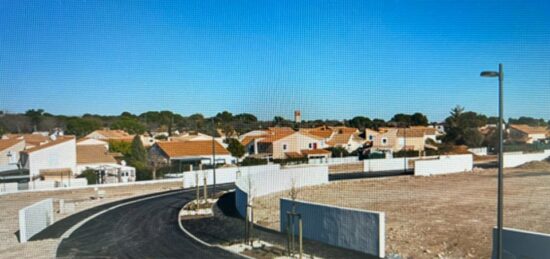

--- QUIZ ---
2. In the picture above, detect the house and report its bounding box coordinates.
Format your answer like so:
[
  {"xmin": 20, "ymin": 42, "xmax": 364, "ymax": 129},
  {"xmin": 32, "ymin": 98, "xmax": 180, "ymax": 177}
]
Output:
[
  {"xmin": 0, "ymin": 138, "xmax": 25, "ymax": 172},
  {"xmin": 3, "ymin": 133, "xmax": 51, "ymax": 149},
  {"xmin": 367, "ymin": 127, "xmax": 433, "ymax": 153},
  {"xmin": 241, "ymin": 127, "xmax": 330, "ymax": 160},
  {"xmin": 325, "ymin": 127, "xmax": 365, "ymax": 153},
  {"xmin": 86, "ymin": 129, "xmax": 134, "ymax": 142},
  {"xmin": 508, "ymin": 124, "xmax": 548, "ymax": 144},
  {"xmin": 77, "ymin": 138, "xmax": 109, "ymax": 148},
  {"xmin": 19, "ymin": 136, "xmax": 77, "ymax": 181},
  {"xmin": 150, "ymin": 140, "xmax": 234, "ymax": 166},
  {"xmin": 76, "ymin": 145, "xmax": 135, "ymax": 183}
]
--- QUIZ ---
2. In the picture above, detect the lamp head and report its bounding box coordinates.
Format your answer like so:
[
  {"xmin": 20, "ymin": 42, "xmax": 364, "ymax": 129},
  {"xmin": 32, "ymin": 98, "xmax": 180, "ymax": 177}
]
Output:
[{"xmin": 480, "ymin": 71, "xmax": 499, "ymax": 77}]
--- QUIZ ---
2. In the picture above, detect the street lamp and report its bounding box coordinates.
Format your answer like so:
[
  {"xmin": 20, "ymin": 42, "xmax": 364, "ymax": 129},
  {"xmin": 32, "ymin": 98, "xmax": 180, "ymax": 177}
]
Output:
[
  {"xmin": 480, "ymin": 63, "xmax": 504, "ymax": 259},
  {"xmin": 211, "ymin": 117, "xmax": 217, "ymax": 194}
]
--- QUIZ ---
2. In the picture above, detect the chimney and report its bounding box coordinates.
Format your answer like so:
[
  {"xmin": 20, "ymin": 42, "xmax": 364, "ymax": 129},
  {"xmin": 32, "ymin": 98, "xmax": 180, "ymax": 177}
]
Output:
[{"xmin": 294, "ymin": 110, "xmax": 301, "ymax": 124}]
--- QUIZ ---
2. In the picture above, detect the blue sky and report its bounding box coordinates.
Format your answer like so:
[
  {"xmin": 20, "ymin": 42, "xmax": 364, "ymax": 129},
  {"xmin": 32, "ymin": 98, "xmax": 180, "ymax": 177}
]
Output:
[{"xmin": 1, "ymin": 1, "xmax": 549, "ymax": 122}]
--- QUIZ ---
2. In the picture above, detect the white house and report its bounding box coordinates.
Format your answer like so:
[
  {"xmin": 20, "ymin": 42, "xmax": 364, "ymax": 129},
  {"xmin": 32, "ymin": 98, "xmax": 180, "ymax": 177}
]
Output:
[
  {"xmin": 19, "ymin": 136, "xmax": 77, "ymax": 181},
  {"xmin": 151, "ymin": 140, "xmax": 235, "ymax": 166},
  {"xmin": 76, "ymin": 144, "xmax": 135, "ymax": 183},
  {"xmin": 0, "ymin": 139, "xmax": 25, "ymax": 172}
]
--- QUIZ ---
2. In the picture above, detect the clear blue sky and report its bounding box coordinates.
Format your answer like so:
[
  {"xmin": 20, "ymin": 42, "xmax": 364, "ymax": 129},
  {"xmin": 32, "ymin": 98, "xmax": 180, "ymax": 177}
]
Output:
[{"xmin": 1, "ymin": 0, "xmax": 549, "ymax": 122}]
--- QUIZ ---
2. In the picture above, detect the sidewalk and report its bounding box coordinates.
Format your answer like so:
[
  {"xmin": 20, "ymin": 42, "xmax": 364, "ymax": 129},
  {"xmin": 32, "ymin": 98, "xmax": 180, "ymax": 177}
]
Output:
[{"xmin": 181, "ymin": 192, "xmax": 377, "ymax": 259}]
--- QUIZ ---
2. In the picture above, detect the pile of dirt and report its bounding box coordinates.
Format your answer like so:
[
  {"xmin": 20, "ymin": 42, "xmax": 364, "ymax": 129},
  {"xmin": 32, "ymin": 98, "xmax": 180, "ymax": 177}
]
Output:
[{"xmin": 515, "ymin": 160, "xmax": 550, "ymax": 170}]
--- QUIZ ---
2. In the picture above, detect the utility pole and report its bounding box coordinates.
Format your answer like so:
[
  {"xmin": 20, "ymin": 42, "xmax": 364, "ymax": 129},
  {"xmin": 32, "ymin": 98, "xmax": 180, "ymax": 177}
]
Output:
[{"xmin": 211, "ymin": 117, "xmax": 217, "ymax": 194}]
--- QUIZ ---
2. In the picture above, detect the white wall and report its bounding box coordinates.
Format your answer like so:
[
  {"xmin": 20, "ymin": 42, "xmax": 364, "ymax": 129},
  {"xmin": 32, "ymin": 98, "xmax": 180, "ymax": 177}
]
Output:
[
  {"xmin": 182, "ymin": 164, "xmax": 280, "ymax": 188},
  {"xmin": 503, "ymin": 150, "xmax": 550, "ymax": 168},
  {"xmin": 414, "ymin": 154, "xmax": 473, "ymax": 176},
  {"xmin": 28, "ymin": 180, "xmax": 57, "ymax": 190},
  {"xmin": 235, "ymin": 165, "xmax": 329, "ymax": 218},
  {"xmin": 0, "ymin": 182, "xmax": 18, "ymax": 193},
  {"xmin": 58, "ymin": 178, "xmax": 88, "ymax": 188},
  {"xmin": 492, "ymin": 227, "xmax": 550, "ymax": 259},
  {"xmin": 468, "ymin": 147, "xmax": 488, "ymax": 156},
  {"xmin": 309, "ymin": 156, "xmax": 359, "ymax": 165},
  {"xmin": 19, "ymin": 198, "xmax": 54, "ymax": 243},
  {"xmin": 363, "ymin": 158, "xmax": 412, "ymax": 173},
  {"xmin": 26, "ymin": 139, "xmax": 77, "ymax": 178},
  {"xmin": 280, "ymin": 198, "xmax": 385, "ymax": 258}
]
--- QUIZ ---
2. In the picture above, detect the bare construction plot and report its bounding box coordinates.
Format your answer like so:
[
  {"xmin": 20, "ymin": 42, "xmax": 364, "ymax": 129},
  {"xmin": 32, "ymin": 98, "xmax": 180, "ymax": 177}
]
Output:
[{"xmin": 254, "ymin": 162, "xmax": 550, "ymax": 258}]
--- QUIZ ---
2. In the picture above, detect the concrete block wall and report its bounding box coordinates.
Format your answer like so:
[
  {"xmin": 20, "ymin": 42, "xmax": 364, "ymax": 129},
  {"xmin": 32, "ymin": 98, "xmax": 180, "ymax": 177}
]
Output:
[
  {"xmin": 492, "ymin": 227, "xmax": 550, "ymax": 259},
  {"xmin": 503, "ymin": 149, "xmax": 550, "ymax": 168},
  {"xmin": 363, "ymin": 158, "xmax": 411, "ymax": 173},
  {"xmin": 28, "ymin": 180, "xmax": 57, "ymax": 190},
  {"xmin": 182, "ymin": 164, "xmax": 280, "ymax": 188},
  {"xmin": 414, "ymin": 154, "xmax": 473, "ymax": 176},
  {"xmin": 235, "ymin": 165, "xmax": 329, "ymax": 218},
  {"xmin": 58, "ymin": 178, "xmax": 88, "ymax": 188},
  {"xmin": 0, "ymin": 182, "xmax": 18, "ymax": 193},
  {"xmin": 18, "ymin": 198, "xmax": 54, "ymax": 243},
  {"xmin": 280, "ymin": 198, "xmax": 385, "ymax": 258}
]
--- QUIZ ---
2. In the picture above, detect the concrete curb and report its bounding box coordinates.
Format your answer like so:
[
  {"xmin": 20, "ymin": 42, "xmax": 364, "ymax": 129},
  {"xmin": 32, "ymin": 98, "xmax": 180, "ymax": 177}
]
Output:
[
  {"xmin": 177, "ymin": 189, "xmax": 254, "ymax": 259},
  {"xmin": 53, "ymin": 189, "xmax": 186, "ymax": 258}
]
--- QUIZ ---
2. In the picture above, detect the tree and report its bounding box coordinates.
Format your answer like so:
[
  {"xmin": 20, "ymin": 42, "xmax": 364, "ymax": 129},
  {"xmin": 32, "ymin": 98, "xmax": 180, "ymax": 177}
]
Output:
[
  {"xmin": 273, "ymin": 116, "xmax": 285, "ymax": 126},
  {"xmin": 390, "ymin": 113, "xmax": 412, "ymax": 125},
  {"xmin": 463, "ymin": 128, "xmax": 485, "ymax": 148},
  {"xmin": 509, "ymin": 116, "xmax": 548, "ymax": 127},
  {"xmin": 410, "ymin": 112, "xmax": 429, "ymax": 126},
  {"xmin": 349, "ymin": 116, "xmax": 372, "ymax": 130},
  {"xmin": 129, "ymin": 135, "xmax": 147, "ymax": 168},
  {"xmin": 111, "ymin": 117, "xmax": 146, "ymax": 134},
  {"xmin": 25, "ymin": 109, "xmax": 45, "ymax": 131},
  {"xmin": 66, "ymin": 117, "xmax": 101, "ymax": 137},
  {"xmin": 109, "ymin": 140, "xmax": 132, "ymax": 156},
  {"xmin": 225, "ymin": 138, "xmax": 245, "ymax": 159}
]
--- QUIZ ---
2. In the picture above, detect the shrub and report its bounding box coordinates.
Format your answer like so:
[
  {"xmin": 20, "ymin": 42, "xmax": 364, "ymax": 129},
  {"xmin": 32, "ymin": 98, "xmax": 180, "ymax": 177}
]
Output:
[
  {"xmin": 394, "ymin": 150, "xmax": 420, "ymax": 158},
  {"xmin": 78, "ymin": 169, "xmax": 98, "ymax": 185},
  {"xmin": 240, "ymin": 157, "xmax": 268, "ymax": 166}
]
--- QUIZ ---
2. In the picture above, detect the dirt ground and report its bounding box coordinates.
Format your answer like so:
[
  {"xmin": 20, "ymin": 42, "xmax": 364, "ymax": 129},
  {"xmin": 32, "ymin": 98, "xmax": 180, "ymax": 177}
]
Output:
[
  {"xmin": 0, "ymin": 181, "xmax": 182, "ymax": 258},
  {"xmin": 254, "ymin": 163, "xmax": 550, "ymax": 259}
]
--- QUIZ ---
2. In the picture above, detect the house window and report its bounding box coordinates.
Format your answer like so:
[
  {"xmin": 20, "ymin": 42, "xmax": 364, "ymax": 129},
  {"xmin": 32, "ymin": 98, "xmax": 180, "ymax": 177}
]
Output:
[
  {"xmin": 308, "ymin": 143, "xmax": 312, "ymax": 148},
  {"xmin": 7, "ymin": 151, "xmax": 17, "ymax": 164},
  {"xmin": 368, "ymin": 135, "xmax": 374, "ymax": 141},
  {"xmin": 381, "ymin": 137, "xmax": 388, "ymax": 145},
  {"xmin": 283, "ymin": 144, "xmax": 287, "ymax": 151}
]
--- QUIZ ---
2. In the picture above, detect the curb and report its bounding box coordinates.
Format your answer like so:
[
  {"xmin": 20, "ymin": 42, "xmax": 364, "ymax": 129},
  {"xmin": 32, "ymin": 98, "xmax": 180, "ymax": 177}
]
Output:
[{"xmin": 177, "ymin": 190, "xmax": 254, "ymax": 259}]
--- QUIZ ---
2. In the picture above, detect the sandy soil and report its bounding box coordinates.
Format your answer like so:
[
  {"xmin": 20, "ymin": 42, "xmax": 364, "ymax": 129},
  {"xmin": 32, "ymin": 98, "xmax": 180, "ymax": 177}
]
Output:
[
  {"xmin": 254, "ymin": 163, "xmax": 550, "ymax": 259},
  {"xmin": 0, "ymin": 181, "xmax": 182, "ymax": 258}
]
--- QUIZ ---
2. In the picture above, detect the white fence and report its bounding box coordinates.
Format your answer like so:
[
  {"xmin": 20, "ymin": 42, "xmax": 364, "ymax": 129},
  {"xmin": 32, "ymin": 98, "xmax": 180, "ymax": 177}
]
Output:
[
  {"xmin": 235, "ymin": 165, "xmax": 329, "ymax": 218},
  {"xmin": 28, "ymin": 180, "xmax": 57, "ymax": 190},
  {"xmin": 0, "ymin": 182, "xmax": 18, "ymax": 193},
  {"xmin": 492, "ymin": 227, "xmax": 550, "ymax": 259},
  {"xmin": 18, "ymin": 198, "xmax": 54, "ymax": 243},
  {"xmin": 280, "ymin": 198, "xmax": 385, "ymax": 258},
  {"xmin": 414, "ymin": 154, "xmax": 473, "ymax": 176},
  {"xmin": 363, "ymin": 158, "xmax": 412, "ymax": 173},
  {"xmin": 58, "ymin": 178, "xmax": 88, "ymax": 188},
  {"xmin": 181, "ymin": 164, "xmax": 280, "ymax": 188},
  {"xmin": 309, "ymin": 157, "xmax": 359, "ymax": 165},
  {"xmin": 503, "ymin": 149, "xmax": 550, "ymax": 168},
  {"xmin": 468, "ymin": 147, "xmax": 488, "ymax": 156}
]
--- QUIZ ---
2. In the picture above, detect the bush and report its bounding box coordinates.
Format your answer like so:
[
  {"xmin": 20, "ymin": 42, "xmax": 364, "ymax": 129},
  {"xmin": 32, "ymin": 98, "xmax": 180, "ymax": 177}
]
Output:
[
  {"xmin": 78, "ymin": 169, "xmax": 98, "ymax": 185},
  {"xmin": 135, "ymin": 167, "xmax": 152, "ymax": 181},
  {"xmin": 394, "ymin": 150, "xmax": 420, "ymax": 158},
  {"xmin": 273, "ymin": 157, "xmax": 308, "ymax": 165},
  {"xmin": 240, "ymin": 157, "xmax": 268, "ymax": 166},
  {"xmin": 326, "ymin": 147, "xmax": 350, "ymax": 157},
  {"xmin": 366, "ymin": 152, "xmax": 385, "ymax": 159}
]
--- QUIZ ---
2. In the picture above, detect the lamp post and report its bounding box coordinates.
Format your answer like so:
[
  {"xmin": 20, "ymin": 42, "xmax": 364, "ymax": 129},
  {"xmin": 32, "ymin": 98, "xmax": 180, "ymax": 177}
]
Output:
[
  {"xmin": 211, "ymin": 117, "xmax": 217, "ymax": 195},
  {"xmin": 480, "ymin": 63, "xmax": 504, "ymax": 259}
]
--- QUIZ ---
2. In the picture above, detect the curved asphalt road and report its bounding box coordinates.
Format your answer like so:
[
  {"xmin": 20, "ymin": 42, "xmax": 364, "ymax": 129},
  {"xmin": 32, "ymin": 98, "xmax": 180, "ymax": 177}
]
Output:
[{"xmin": 57, "ymin": 184, "xmax": 240, "ymax": 259}]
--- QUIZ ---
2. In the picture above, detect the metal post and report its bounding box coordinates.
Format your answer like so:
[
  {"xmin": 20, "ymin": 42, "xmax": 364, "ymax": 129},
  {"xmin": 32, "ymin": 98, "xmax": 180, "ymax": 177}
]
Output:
[
  {"xmin": 211, "ymin": 118, "xmax": 217, "ymax": 194},
  {"xmin": 497, "ymin": 63, "xmax": 504, "ymax": 259},
  {"xmin": 298, "ymin": 216, "xmax": 303, "ymax": 259}
]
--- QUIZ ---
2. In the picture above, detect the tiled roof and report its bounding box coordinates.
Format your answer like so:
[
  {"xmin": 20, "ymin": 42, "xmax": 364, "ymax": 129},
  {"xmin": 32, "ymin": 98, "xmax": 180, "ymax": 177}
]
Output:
[
  {"xmin": 327, "ymin": 133, "xmax": 352, "ymax": 146},
  {"xmin": 156, "ymin": 140, "xmax": 229, "ymax": 158},
  {"xmin": 301, "ymin": 126, "xmax": 333, "ymax": 139},
  {"xmin": 21, "ymin": 136, "xmax": 75, "ymax": 154},
  {"xmin": 298, "ymin": 131, "xmax": 324, "ymax": 140},
  {"xmin": 0, "ymin": 138, "xmax": 24, "ymax": 152},
  {"xmin": 510, "ymin": 124, "xmax": 548, "ymax": 135},
  {"xmin": 92, "ymin": 129, "xmax": 132, "ymax": 138},
  {"xmin": 301, "ymin": 149, "xmax": 331, "ymax": 155},
  {"xmin": 5, "ymin": 134, "xmax": 50, "ymax": 146},
  {"xmin": 77, "ymin": 145, "xmax": 117, "ymax": 164},
  {"xmin": 240, "ymin": 135, "xmax": 266, "ymax": 146},
  {"xmin": 396, "ymin": 128, "xmax": 428, "ymax": 138}
]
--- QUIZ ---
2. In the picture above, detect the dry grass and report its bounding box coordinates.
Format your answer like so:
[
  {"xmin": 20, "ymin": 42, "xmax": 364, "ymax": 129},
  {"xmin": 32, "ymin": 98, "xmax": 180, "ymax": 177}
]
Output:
[
  {"xmin": 254, "ymin": 164, "xmax": 550, "ymax": 258},
  {"xmin": 0, "ymin": 182, "xmax": 182, "ymax": 258}
]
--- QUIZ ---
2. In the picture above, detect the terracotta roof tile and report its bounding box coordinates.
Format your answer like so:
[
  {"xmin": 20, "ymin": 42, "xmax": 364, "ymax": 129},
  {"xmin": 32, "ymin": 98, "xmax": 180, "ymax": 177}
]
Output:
[
  {"xmin": 510, "ymin": 124, "xmax": 548, "ymax": 135},
  {"xmin": 0, "ymin": 138, "xmax": 24, "ymax": 152},
  {"xmin": 301, "ymin": 149, "xmax": 331, "ymax": 155},
  {"xmin": 77, "ymin": 145, "xmax": 117, "ymax": 164},
  {"xmin": 156, "ymin": 140, "xmax": 229, "ymax": 158},
  {"xmin": 21, "ymin": 136, "xmax": 75, "ymax": 154}
]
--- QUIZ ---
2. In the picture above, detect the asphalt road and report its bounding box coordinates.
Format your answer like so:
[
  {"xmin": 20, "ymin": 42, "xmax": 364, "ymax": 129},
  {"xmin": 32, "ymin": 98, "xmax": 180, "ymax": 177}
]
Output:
[{"xmin": 57, "ymin": 184, "xmax": 241, "ymax": 259}]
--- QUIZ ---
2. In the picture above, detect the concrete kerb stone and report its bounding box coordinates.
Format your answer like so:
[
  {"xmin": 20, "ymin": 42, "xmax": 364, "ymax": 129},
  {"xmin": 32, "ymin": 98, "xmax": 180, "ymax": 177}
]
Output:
[
  {"xmin": 176, "ymin": 189, "xmax": 254, "ymax": 259},
  {"xmin": 52, "ymin": 189, "xmax": 185, "ymax": 258}
]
